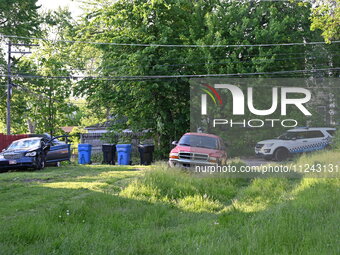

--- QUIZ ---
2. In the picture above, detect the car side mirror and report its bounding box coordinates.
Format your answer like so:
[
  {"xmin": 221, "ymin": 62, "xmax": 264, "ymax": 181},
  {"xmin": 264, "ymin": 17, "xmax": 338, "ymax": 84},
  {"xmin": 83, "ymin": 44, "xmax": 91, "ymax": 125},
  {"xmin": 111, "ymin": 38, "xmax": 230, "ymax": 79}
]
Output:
[{"xmin": 171, "ymin": 141, "xmax": 177, "ymax": 146}]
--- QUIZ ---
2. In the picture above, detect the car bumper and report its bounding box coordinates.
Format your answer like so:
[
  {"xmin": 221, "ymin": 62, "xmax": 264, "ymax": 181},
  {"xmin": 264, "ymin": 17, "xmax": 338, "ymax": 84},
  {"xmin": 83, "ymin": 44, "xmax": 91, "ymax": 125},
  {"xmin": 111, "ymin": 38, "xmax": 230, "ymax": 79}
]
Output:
[
  {"xmin": 0, "ymin": 157, "xmax": 36, "ymax": 171},
  {"xmin": 255, "ymin": 150, "xmax": 274, "ymax": 160},
  {"xmin": 255, "ymin": 148, "xmax": 273, "ymax": 156},
  {"xmin": 169, "ymin": 159, "xmax": 217, "ymax": 168}
]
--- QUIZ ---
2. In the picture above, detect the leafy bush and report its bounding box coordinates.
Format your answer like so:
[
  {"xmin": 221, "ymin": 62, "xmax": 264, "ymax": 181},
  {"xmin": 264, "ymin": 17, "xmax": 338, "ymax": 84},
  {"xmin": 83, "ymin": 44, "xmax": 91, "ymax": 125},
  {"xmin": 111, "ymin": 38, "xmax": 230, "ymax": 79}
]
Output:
[{"xmin": 91, "ymin": 153, "xmax": 103, "ymax": 164}]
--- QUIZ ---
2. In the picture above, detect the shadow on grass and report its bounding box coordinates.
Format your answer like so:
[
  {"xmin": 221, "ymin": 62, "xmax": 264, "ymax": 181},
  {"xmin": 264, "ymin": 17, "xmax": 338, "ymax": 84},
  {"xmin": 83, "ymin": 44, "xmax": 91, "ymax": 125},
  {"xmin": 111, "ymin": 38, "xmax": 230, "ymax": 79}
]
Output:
[
  {"xmin": 0, "ymin": 176, "xmax": 339, "ymax": 254},
  {"xmin": 0, "ymin": 164, "xmax": 145, "ymax": 183}
]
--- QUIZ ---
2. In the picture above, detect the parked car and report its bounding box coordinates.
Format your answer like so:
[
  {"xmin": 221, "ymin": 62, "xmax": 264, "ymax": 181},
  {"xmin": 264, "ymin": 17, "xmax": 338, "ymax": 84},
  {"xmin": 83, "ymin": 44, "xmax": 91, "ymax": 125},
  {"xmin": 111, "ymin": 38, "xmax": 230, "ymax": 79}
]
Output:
[
  {"xmin": 0, "ymin": 136, "xmax": 70, "ymax": 171},
  {"xmin": 168, "ymin": 132, "xmax": 227, "ymax": 168},
  {"xmin": 255, "ymin": 127, "xmax": 336, "ymax": 161}
]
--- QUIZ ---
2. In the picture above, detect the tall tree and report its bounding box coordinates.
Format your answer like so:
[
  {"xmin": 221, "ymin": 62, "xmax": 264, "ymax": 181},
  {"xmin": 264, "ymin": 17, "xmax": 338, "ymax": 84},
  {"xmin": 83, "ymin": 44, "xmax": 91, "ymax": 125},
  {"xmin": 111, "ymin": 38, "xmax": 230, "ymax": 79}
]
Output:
[
  {"xmin": 5, "ymin": 8, "xmax": 78, "ymax": 135},
  {"xmin": 0, "ymin": 0, "xmax": 41, "ymax": 133},
  {"xmin": 310, "ymin": 0, "xmax": 340, "ymax": 43},
  {"xmin": 74, "ymin": 0, "xmax": 337, "ymax": 156},
  {"xmin": 0, "ymin": 0, "xmax": 40, "ymax": 36}
]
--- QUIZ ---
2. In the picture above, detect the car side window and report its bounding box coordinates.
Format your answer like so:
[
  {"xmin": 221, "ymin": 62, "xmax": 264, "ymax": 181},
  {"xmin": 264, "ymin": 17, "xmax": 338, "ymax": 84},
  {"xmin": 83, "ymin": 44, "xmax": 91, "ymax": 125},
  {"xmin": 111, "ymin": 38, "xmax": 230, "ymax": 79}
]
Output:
[
  {"xmin": 295, "ymin": 132, "xmax": 307, "ymax": 139},
  {"xmin": 326, "ymin": 130, "xmax": 335, "ymax": 136},
  {"xmin": 305, "ymin": 131, "xmax": 324, "ymax": 138}
]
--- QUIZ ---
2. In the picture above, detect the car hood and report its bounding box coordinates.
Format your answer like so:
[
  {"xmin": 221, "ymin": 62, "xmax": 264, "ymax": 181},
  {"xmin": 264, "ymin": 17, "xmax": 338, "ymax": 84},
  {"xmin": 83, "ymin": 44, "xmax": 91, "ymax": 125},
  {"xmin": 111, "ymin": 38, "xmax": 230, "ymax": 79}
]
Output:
[
  {"xmin": 172, "ymin": 145, "xmax": 220, "ymax": 154},
  {"xmin": 257, "ymin": 139, "xmax": 279, "ymax": 145}
]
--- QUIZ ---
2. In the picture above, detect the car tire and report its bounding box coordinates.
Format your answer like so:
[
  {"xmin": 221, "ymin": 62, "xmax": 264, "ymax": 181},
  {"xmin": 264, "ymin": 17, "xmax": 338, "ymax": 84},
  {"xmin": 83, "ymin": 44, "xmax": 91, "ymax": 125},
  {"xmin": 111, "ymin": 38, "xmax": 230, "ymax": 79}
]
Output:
[
  {"xmin": 35, "ymin": 155, "xmax": 45, "ymax": 170},
  {"xmin": 325, "ymin": 145, "xmax": 332, "ymax": 150},
  {"xmin": 274, "ymin": 148, "xmax": 289, "ymax": 161},
  {"xmin": 53, "ymin": 162, "xmax": 61, "ymax": 167}
]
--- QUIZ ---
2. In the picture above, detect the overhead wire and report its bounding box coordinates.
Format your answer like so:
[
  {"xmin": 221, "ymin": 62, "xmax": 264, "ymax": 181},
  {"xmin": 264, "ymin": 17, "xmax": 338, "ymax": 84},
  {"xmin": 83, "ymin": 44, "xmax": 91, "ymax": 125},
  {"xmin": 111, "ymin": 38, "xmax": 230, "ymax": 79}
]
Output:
[
  {"xmin": 11, "ymin": 54, "xmax": 340, "ymax": 74},
  {"xmin": 2, "ymin": 34, "xmax": 340, "ymax": 48},
  {"xmin": 0, "ymin": 67, "xmax": 339, "ymax": 81}
]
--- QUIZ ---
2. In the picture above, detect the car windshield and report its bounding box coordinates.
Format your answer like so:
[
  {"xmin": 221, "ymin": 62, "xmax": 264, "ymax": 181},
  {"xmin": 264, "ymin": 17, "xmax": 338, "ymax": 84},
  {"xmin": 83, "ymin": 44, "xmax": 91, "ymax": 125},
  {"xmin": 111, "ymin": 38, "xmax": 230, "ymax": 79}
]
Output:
[
  {"xmin": 278, "ymin": 132, "xmax": 299, "ymax": 140},
  {"xmin": 7, "ymin": 139, "xmax": 40, "ymax": 150},
  {"xmin": 178, "ymin": 135, "xmax": 218, "ymax": 149}
]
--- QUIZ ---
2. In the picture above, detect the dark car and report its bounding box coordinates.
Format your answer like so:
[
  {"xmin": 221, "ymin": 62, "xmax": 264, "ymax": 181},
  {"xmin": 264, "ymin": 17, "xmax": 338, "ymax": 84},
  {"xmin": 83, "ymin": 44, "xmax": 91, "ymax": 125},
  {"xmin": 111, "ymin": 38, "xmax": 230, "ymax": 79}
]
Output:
[{"xmin": 0, "ymin": 136, "xmax": 70, "ymax": 172}]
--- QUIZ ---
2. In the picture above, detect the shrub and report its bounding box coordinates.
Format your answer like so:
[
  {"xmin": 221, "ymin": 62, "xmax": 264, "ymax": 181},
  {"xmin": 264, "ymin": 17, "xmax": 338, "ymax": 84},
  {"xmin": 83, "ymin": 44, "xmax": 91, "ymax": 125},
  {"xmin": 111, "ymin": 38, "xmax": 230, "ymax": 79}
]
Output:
[{"xmin": 91, "ymin": 152, "xmax": 103, "ymax": 164}]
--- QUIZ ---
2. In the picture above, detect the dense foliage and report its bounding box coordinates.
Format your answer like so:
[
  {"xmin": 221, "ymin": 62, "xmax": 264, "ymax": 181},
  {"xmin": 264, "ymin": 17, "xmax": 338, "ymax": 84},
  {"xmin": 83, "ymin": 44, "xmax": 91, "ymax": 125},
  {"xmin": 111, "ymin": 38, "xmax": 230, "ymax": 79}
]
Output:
[
  {"xmin": 73, "ymin": 0, "xmax": 339, "ymax": 156},
  {"xmin": 310, "ymin": 0, "xmax": 340, "ymax": 43}
]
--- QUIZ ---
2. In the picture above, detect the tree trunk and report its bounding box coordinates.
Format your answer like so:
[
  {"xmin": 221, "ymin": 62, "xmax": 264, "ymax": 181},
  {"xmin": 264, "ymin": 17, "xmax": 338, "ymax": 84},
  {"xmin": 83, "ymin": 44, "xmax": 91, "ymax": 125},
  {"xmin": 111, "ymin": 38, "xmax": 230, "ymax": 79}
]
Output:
[{"xmin": 27, "ymin": 119, "xmax": 36, "ymax": 134}]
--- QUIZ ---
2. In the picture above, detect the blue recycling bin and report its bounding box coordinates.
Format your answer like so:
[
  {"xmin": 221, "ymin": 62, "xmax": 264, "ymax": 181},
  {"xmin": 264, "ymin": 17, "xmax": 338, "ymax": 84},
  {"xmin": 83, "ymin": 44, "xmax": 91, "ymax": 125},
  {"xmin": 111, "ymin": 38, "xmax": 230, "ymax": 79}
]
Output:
[
  {"xmin": 78, "ymin": 144, "xmax": 92, "ymax": 164},
  {"xmin": 116, "ymin": 144, "xmax": 132, "ymax": 165}
]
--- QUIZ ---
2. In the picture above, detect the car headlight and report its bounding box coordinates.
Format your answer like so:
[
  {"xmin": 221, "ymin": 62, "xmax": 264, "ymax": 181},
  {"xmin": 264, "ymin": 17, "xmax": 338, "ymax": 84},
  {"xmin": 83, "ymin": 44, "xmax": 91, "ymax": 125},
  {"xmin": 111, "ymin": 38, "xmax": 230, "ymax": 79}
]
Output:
[
  {"xmin": 25, "ymin": 151, "xmax": 37, "ymax": 157},
  {"xmin": 209, "ymin": 156, "xmax": 217, "ymax": 163},
  {"xmin": 169, "ymin": 152, "xmax": 179, "ymax": 159},
  {"xmin": 264, "ymin": 143, "xmax": 274, "ymax": 147}
]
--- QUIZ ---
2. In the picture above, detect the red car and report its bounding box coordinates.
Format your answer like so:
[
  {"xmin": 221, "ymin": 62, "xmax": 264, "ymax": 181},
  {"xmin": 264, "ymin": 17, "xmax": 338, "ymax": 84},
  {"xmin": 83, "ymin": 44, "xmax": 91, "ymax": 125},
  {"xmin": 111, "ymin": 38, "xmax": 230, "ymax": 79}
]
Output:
[{"xmin": 169, "ymin": 132, "xmax": 228, "ymax": 168}]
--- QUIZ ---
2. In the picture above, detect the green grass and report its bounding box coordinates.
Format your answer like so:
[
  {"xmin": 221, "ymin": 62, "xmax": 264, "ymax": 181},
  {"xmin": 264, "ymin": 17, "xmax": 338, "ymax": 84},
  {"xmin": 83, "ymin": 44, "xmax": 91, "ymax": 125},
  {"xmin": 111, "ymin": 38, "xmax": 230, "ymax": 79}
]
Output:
[{"xmin": 0, "ymin": 154, "xmax": 339, "ymax": 254}]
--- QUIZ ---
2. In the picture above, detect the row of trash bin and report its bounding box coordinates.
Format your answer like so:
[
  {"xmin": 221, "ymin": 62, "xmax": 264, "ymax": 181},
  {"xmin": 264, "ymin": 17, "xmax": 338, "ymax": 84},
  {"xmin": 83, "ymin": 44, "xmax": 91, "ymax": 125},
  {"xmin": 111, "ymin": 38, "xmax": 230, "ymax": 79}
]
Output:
[{"xmin": 78, "ymin": 143, "xmax": 154, "ymax": 165}]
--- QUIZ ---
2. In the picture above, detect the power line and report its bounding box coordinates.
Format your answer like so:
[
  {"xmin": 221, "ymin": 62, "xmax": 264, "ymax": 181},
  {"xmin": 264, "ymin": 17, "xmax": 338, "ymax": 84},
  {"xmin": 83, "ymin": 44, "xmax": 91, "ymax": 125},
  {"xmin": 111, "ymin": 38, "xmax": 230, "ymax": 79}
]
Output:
[
  {"xmin": 13, "ymin": 54, "xmax": 340, "ymax": 74},
  {"xmin": 2, "ymin": 34, "xmax": 340, "ymax": 48},
  {"xmin": 13, "ymin": 48, "xmax": 340, "ymax": 66},
  {"xmin": 1, "ymin": 67, "xmax": 339, "ymax": 80}
]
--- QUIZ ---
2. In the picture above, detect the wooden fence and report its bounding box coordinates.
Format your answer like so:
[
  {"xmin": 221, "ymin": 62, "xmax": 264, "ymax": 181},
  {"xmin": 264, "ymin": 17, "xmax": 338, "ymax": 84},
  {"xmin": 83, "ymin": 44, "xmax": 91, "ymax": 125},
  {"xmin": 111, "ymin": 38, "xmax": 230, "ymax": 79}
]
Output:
[{"xmin": 0, "ymin": 133, "xmax": 29, "ymax": 151}]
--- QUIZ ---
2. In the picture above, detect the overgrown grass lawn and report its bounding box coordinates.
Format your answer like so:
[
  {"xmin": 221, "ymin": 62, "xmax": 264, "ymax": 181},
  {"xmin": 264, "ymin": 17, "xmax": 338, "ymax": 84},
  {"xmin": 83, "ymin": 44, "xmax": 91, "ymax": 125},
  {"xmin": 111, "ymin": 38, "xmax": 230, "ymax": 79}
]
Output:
[{"xmin": 0, "ymin": 156, "xmax": 339, "ymax": 254}]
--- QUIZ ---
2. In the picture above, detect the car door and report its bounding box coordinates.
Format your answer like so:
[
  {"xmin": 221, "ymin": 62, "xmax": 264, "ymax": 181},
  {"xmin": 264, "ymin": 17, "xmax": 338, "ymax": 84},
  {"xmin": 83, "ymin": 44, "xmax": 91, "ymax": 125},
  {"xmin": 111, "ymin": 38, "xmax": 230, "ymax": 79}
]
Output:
[
  {"xmin": 304, "ymin": 130, "xmax": 327, "ymax": 152},
  {"xmin": 46, "ymin": 140, "xmax": 71, "ymax": 163},
  {"xmin": 290, "ymin": 131, "xmax": 311, "ymax": 153}
]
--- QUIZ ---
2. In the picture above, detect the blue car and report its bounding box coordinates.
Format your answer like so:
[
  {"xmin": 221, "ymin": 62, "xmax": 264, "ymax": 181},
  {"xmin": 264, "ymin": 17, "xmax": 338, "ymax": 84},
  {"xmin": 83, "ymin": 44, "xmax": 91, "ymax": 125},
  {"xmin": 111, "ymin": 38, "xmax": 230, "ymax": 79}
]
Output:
[{"xmin": 0, "ymin": 136, "xmax": 70, "ymax": 172}]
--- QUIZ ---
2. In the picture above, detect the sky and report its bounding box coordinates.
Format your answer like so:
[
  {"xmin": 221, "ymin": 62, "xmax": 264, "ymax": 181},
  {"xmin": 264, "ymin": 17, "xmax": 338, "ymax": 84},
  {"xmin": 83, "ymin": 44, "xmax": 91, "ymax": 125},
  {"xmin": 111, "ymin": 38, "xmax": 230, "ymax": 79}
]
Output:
[{"xmin": 37, "ymin": 0, "xmax": 84, "ymax": 18}]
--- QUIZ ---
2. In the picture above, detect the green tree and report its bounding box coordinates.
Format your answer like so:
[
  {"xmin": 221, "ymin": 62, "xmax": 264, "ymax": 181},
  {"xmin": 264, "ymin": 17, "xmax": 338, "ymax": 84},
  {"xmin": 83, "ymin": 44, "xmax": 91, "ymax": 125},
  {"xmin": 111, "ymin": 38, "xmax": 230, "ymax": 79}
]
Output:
[
  {"xmin": 72, "ymin": 0, "xmax": 338, "ymax": 157},
  {"xmin": 310, "ymin": 0, "xmax": 340, "ymax": 43},
  {"xmin": 0, "ymin": 0, "xmax": 40, "ymax": 36},
  {"xmin": 7, "ymin": 8, "xmax": 78, "ymax": 135},
  {"xmin": 0, "ymin": 0, "xmax": 41, "ymax": 133}
]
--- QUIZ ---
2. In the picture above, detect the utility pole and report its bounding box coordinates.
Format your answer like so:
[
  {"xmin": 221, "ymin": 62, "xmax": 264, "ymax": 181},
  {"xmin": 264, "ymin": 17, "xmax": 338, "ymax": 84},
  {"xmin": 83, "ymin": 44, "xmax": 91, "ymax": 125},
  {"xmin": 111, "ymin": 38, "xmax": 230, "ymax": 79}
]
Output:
[
  {"xmin": 6, "ymin": 40, "xmax": 12, "ymax": 135},
  {"xmin": 5, "ymin": 41, "xmax": 38, "ymax": 135}
]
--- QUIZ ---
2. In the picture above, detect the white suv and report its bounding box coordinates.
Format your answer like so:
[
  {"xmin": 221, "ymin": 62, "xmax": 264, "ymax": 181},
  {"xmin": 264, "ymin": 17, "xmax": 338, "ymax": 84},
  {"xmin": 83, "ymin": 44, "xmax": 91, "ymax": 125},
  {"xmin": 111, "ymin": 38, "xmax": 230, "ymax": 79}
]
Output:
[{"xmin": 255, "ymin": 127, "xmax": 336, "ymax": 161}]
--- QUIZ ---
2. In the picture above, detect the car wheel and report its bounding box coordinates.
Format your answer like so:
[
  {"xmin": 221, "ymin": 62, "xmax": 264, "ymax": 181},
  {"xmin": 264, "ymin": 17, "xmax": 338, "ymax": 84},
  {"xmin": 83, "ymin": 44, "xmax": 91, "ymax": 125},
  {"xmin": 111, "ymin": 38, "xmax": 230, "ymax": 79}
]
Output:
[
  {"xmin": 35, "ymin": 155, "xmax": 45, "ymax": 170},
  {"xmin": 54, "ymin": 162, "xmax": 61, "ymax": 167},
  {"xmin": 274, "ymin": 148, "xmax": 289, "ymax": 161},
  {"xmin": 325, "ymin": 145, "xmax": 332, "ymax": 150}
]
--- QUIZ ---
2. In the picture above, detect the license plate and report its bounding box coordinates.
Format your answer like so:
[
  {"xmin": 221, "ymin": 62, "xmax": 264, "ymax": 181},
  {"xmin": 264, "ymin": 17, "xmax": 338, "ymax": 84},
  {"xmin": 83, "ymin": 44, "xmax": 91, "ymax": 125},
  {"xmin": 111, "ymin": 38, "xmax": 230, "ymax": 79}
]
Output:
[{"xmin": 9, "ymin": 160, "xmax": 17, "ymax": 165}]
